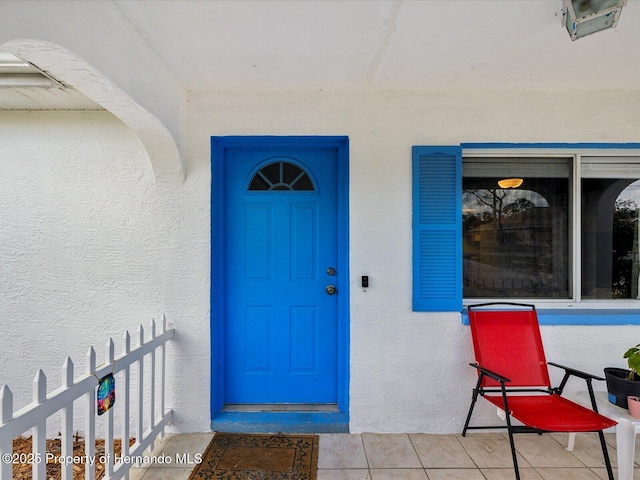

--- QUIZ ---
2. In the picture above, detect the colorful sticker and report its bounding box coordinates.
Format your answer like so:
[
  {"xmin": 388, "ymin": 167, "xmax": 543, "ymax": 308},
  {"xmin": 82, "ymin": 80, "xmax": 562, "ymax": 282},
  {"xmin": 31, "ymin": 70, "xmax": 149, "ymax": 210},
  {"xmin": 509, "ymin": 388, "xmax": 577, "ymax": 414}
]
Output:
[{"xmin": 97, "ymin": 373, "xmax": 116, "ymax": 415}]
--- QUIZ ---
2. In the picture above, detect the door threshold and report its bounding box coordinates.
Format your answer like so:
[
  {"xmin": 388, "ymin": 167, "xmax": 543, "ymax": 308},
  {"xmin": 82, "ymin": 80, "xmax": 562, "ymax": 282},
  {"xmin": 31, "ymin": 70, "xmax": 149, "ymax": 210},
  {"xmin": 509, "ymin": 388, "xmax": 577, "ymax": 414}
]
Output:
[
  {"xmin": 211, "ymin": 409, "xmax": 349, "ymax": 433},
  {"xmin": 223, "ymin": 404, "xmax": 339, "ymax": 413}
]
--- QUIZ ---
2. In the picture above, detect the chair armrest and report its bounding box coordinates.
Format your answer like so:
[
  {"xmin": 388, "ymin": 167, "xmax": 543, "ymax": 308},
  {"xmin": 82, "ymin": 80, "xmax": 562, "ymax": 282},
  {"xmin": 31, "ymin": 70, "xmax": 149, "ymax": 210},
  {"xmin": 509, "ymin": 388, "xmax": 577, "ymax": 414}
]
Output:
[
  {"xmin": 548, "ymin": 361, "xmax": 605, "ymax": 411},
  {"xmin": 548, "ymin": 362, "xmax": 605, "ymax": 381},
  {"xmin": 469, "ymin": 363, "xmax": 511, "ymax": 383}
]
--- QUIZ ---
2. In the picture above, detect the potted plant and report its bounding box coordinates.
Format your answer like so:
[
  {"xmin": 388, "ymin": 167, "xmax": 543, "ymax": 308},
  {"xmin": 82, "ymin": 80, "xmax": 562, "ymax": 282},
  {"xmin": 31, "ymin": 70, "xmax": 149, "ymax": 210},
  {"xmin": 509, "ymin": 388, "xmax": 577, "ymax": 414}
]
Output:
[{"xmin": 604, "ymin": 343, "xmax": 640, "ymax": 409}]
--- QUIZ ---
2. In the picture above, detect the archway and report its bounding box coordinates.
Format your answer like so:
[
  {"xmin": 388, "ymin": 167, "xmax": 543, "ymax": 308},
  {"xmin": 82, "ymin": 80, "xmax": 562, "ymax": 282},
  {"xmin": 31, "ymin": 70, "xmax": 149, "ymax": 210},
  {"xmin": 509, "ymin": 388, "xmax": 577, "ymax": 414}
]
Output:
[{"xmin": 1, "ymin": 39, "xmax": 184, "ymax": 182}]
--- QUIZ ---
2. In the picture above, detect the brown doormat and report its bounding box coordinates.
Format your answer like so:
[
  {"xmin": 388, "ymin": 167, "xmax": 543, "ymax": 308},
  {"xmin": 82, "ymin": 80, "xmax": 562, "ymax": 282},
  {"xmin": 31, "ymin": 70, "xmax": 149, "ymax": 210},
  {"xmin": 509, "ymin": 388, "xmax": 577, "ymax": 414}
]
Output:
[{"xmin": 188, "ymin": 433, "xmax": 319, "ymax": 480}]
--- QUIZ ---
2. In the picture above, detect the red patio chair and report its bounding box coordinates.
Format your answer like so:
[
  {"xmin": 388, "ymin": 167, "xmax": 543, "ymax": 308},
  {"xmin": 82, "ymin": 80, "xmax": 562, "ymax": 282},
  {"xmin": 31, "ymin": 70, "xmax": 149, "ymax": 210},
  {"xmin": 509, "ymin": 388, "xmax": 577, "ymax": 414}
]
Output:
[{"xmin": 462, "ymin": 303, "xmax": 617, "ymax": 480}]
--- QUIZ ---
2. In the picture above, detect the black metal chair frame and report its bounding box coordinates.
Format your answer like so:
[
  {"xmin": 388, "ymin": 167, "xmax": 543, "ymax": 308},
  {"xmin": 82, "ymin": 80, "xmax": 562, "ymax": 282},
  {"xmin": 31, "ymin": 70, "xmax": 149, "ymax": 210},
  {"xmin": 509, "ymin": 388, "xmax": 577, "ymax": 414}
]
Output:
[{"xmin": 462, "ymin": 302, "xmax": 615, "ymax": 480}]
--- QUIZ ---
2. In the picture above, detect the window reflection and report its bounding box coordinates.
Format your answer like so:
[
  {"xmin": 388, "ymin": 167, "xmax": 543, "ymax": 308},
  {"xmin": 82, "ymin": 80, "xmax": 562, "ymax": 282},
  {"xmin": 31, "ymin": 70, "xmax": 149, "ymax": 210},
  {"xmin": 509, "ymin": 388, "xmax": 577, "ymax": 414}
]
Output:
[
  {"xmin": 582, "ymin": 178, "xmax": 640, "ymax": 299},
  {"xmin": 463, "ymin": 159, "xmax": 570, "ymax": 298}
]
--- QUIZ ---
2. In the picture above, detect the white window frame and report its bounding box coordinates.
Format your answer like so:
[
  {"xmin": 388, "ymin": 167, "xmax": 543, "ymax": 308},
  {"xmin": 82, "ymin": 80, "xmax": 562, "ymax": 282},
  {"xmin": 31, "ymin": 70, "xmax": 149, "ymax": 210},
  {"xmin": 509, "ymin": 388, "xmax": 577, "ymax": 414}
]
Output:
[{"xmin": 462, "ymin": 146, "xmax": 640, "ymax": 310}]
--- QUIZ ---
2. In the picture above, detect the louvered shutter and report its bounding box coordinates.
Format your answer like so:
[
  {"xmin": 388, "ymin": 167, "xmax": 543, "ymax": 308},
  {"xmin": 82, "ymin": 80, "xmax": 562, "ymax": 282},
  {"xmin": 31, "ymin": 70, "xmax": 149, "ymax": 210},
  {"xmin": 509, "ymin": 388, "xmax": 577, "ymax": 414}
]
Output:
[{"xmin": 412, "ymin": 146, "xmax": 462, "ymax": 311}]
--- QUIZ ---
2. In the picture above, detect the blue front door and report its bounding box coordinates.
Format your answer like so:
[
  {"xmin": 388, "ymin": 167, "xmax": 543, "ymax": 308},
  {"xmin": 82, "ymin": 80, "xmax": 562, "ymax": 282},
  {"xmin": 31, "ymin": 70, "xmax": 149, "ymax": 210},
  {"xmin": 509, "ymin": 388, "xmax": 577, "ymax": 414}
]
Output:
[{"xmin": 223, "ymin": 145, "xmax": 340, "ymax": 404}]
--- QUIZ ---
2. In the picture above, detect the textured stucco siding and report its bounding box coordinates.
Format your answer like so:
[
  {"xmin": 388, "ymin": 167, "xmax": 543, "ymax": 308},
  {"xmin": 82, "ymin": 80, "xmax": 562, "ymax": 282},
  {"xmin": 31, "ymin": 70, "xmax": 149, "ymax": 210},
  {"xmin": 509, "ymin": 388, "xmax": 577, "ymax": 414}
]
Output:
[
  {"xmin": 1, "ymin": 89, "xmax": 638, "ymax": 435},
  {"xmin": 0, "ymin": 111, "xmax": 209, "ymax": 433},
  {"xmin": 190, "ymin": 88, "xmax": 640, "ymax": 433}
]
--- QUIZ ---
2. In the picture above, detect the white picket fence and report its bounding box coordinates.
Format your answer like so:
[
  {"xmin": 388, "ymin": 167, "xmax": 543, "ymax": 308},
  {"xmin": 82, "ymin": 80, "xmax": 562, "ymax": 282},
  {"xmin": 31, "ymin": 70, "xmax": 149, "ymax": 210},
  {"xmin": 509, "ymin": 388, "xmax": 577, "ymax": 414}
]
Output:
[{"xmin": 0, "ymin": 316, "xmax": 174, "ymax": 480}]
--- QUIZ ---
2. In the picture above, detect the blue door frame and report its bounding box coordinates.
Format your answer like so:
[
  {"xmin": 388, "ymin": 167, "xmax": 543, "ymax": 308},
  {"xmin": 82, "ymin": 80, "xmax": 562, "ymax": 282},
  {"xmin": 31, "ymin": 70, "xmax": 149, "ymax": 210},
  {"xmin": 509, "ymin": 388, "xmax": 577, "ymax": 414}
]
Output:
[{"xmin": 210, "ymin": 136, "xmax": 350, "ymax": 432}]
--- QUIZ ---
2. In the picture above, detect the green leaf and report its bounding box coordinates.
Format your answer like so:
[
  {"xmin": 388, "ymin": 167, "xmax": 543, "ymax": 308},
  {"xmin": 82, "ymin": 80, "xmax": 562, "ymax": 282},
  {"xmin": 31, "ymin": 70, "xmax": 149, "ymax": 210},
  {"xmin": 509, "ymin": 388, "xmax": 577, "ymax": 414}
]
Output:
[
  {"xmin": 623, "ymin": 347, "xmax": 640, "ymax": 359},
  {"xmin": 629, "ymin": 356, "xmax": 640, "ymax": 374}
]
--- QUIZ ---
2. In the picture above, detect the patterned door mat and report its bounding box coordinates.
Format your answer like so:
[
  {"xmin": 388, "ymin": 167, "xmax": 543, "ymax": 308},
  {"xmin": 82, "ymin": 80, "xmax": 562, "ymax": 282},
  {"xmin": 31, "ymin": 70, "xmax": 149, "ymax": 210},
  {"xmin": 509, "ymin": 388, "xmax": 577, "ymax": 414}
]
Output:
[{"xmin": 188, "ymin": 433, "xmax": 319, "ymax": 480}]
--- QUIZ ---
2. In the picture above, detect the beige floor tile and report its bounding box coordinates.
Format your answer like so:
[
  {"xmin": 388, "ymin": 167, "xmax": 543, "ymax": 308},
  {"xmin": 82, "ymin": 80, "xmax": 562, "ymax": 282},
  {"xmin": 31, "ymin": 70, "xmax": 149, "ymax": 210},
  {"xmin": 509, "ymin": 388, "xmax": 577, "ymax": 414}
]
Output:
[
  {"xmin": 481, "ymin": 468, "xmax": 543, "ymax": 479},
  {"xmin": 410, "ymin": 434, "xmax": 476, "ymax": 468},
  {"xmin": 143, "ymin": 433, "xmax": 174, "ymax": 457},
  {"xmin": 457, "ymin": 433, "xmax": 531, "ymax": 469},
  {"xmin": 589, "ymin": 468, "xmax": 612, "ymax": 480},
  {"xmin": 127, "ymin": 467, "xmax": 148, "ymax": 480},
  {"xmin": 316, "ymin": 469, "xmax": 372, "ymax": 480},
  {"xmin": 139, "ymin": 467, "xmax": 195, "ymax": 480},
  {"xmin": 362, "ymin": 434, "xmax": 422, "ymax": 469},
  {"xmin": 535, "ymin": 467, "xmax": 601, "ymax": 479},
  {"xmin": 510, "ymin": 433, "xmax": 585, "ymax": 468},
  {"xmin": 319, "ymin": 434, "xmax": 368, "ymax": 469},
  {"xmin": 156, "ymin": 432, "xmax": 214, "ymax": 467},
  {"xmin": 603, "ymin": 429, "xmax": 640, "ymax": 468},
  {"xmin": 550, "ymin": 433, "xmax": 618, "ymax": 468},
  {"xmin": 604, "ymin": 433, "xmax": 616, "ymax": 449},
  {"xmin": 138, "ymin": 432, "xmax": 634, "ymax": 480},
  {"xmin": 425, "ymin": 468, "xmax": 486, "ymax": 479},
  {"xmin": 370, "ymin": 469, "xmax": 428, "ymax": 480},
  {"xmin": 592, "ymin": 466, "xmax": 640, "ymax": 479}
]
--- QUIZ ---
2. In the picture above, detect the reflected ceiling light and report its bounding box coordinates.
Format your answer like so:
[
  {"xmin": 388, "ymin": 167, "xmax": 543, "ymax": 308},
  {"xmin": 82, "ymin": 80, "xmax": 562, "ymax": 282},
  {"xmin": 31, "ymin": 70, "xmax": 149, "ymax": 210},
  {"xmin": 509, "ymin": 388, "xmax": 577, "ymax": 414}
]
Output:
[
  {"xmin": 498, "ymin": 178, "xmax": 524, "ymax": 189},
  {"xmin": 563, "ymin": 0, "xmax": 626, "ymax": 41}
]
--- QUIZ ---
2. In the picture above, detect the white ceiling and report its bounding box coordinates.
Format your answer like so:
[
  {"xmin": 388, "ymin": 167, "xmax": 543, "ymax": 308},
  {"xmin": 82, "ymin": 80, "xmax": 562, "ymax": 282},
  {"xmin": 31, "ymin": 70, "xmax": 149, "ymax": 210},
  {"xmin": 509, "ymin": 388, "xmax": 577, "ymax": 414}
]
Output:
[
  {"xmin": 1, "ymin": 0, "xmax": 640, "ymax": 110},
  {"xmin": 112, "ymin": 0, "xmax": 640, "ymax": 91}
]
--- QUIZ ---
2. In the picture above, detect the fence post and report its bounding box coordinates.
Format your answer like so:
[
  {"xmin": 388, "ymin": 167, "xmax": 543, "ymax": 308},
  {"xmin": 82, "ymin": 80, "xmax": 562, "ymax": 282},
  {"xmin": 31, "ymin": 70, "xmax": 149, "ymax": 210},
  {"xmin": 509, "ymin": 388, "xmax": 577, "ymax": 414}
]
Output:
[
  {"xmin": 136, "ymin": 324, "xmax": 144, "ymax": 457},
  {"xmin": 122, "ymin": 330, "xmax": 131, "ymax": 480},
  {"xmin": 0, "ymin": 385, "xmax": 13, "ymax": 480},
  {"xmin": 32, "ymin": 370, "xmax": 46, "ymax": 480},
  {"xmin": 61, "ymin": 358, "xmax": 74, "ymax": 480},
  {"xmin": 85, "ymin": 347, "xmax": 96, "ymax": 480},
  {"xmin": 160, "ymin": 315, "xmax": 167, "ymax": 438},
  {"xmin": 105, "ymin": 338, "xmax": 115, "ymax": 478},
  {"xmin": 149, "ymin": 320, "xmax": 156, "ymax": 453}
]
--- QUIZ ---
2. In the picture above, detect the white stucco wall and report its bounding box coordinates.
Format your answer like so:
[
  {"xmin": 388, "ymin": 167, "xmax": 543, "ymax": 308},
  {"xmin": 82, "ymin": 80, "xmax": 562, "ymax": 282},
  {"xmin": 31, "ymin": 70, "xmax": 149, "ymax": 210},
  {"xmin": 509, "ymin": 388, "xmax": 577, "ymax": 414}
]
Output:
[
  {"xmin": 0, "ymin": 111, "xmax": 210, "ymax": 433},
  {"xmin": 1, "ymin": 89, "xmax": 638, "ymax": 435},
  {"xmin": 190, "ymin": 88, "xmax": 640, "ymax": 433}
]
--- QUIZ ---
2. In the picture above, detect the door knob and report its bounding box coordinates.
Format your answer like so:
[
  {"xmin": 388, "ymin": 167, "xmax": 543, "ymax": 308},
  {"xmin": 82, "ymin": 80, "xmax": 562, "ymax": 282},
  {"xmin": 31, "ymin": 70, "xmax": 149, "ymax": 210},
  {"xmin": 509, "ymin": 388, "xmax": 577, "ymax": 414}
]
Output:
[{"xmin": 326, "ymin": 285, "xmax": 337, "ymax": 295}]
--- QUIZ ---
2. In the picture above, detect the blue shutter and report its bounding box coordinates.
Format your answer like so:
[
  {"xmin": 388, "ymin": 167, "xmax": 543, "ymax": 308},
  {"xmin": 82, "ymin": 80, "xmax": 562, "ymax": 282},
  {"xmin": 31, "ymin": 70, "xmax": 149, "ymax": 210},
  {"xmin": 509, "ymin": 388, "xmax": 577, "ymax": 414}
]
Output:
[{"xmin": 412, "ymin": 146, "xmax": 462, "ymax": 311}]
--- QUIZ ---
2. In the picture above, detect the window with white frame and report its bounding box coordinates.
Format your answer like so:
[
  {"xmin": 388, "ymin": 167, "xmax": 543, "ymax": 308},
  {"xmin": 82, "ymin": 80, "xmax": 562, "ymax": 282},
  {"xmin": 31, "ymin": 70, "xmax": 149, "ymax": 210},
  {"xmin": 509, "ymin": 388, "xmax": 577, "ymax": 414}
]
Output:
[
  {"xmin": 581, "ymin": 157, "xmax": 640, "ymax": 300},
  {"xmin": 462, "ymin": 154, "xmax": 640, "ymax": 302}
]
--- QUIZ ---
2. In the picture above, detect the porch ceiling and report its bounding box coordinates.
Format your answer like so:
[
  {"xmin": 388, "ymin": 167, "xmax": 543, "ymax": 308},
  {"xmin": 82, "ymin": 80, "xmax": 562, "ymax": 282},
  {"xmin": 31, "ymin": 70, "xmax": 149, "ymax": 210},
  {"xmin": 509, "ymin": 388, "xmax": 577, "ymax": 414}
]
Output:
[
  {"xmin": 113, "ymin": 0, "xmax": 640, "ymax": 91},
  {"xmin": 1, "ymin": 0, "xmax": 640, "ymax": 112}
]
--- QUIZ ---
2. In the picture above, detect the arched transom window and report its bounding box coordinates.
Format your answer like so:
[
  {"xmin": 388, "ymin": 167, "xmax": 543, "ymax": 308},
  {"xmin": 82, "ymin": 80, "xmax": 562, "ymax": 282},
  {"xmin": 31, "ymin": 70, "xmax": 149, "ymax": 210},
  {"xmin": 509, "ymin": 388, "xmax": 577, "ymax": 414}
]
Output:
[{"xmin": 248, "ymin": 161, "xmax": 315, "ymax": 191}]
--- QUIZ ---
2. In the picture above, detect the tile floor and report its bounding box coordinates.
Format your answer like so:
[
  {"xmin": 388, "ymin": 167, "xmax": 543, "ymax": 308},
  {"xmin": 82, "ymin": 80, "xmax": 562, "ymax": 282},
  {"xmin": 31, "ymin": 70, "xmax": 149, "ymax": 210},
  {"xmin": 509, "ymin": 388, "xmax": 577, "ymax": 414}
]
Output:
[{"xmin": 129, "ymin": 432, "xmax": 640, "ymax": 480}]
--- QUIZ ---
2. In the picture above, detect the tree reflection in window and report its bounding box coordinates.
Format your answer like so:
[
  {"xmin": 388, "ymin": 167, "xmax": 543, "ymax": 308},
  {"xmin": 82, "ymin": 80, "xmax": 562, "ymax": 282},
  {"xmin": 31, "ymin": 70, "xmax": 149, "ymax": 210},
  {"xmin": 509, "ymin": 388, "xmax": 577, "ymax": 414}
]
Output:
[
  {"xmin": 582, "ymin": 178, "xmax": 640, "ymax": 299},
  {"xmin": 249, "ymin": 161, "xmax": 315, "ymax": 191},
  {"xmin": 462, "ymin": 178, "xmax": 569, "ymax": 299}
]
